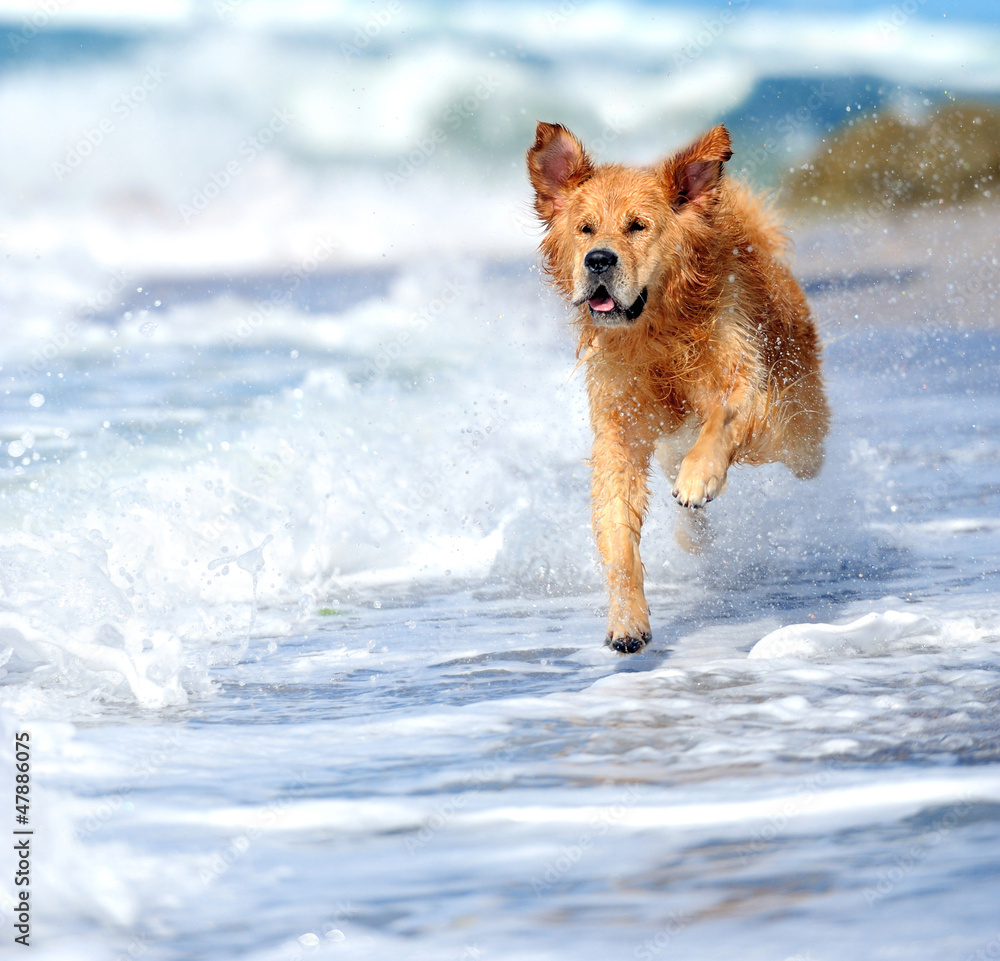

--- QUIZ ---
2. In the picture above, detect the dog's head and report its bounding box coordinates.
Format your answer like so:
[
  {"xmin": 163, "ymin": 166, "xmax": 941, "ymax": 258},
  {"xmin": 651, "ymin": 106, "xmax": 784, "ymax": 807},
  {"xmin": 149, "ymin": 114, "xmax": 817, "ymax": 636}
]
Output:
[{"xmin": 527, "ymin": 122, "xmax": 733, "ymax": 327}]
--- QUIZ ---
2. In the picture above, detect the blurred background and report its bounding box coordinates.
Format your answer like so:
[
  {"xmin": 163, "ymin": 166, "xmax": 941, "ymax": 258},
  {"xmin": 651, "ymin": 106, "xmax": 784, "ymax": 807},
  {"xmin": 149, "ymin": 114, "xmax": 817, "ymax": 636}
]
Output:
[{"xmin": 2, "ymin": 0, "xmax": 999, "ymax": 294}]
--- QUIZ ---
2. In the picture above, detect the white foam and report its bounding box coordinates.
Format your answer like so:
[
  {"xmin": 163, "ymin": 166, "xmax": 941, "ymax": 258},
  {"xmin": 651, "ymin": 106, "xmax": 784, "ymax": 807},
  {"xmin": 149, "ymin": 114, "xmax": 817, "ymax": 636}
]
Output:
[
  {"xmin": 748, "ymin": 608, "xmax": 991, "ymax": 660},
  {"xmin": 129, "ymin": 770, "xmax": 1000, "ymax": 836}
]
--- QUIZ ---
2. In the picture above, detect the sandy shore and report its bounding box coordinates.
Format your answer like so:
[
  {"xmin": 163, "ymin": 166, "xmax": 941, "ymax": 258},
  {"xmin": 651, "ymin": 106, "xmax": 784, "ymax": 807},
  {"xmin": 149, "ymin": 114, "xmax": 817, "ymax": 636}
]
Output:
[{"xmin": 788, "ymin": 200, "xmax": 1000, "ymax": 332}]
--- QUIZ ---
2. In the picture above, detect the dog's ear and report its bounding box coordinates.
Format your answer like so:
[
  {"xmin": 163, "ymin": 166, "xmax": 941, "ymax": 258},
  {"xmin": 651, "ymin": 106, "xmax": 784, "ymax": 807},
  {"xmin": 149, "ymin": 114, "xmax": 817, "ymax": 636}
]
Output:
[
  {"xmin": 527, "ymin": 122, "xmax": 593, "ymax": 223},
  {"xmin": 661, "ymin": 125, "xmax": 733, "ymax": 210}
]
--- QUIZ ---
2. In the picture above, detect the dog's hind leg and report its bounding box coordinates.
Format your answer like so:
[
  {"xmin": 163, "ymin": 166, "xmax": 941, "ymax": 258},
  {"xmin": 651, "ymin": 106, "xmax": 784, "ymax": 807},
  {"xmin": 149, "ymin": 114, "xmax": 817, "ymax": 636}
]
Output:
[{"xmin": 772, "ymin": 372, "xmax": 830, "ymax": 480}]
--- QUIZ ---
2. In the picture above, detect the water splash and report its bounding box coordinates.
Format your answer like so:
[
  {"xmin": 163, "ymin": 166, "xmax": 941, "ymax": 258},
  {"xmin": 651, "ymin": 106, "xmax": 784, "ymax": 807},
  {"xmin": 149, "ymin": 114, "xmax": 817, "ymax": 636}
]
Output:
[{"xmin": 207, "ymin": 534, "xmax": 274, "ymax": 665}]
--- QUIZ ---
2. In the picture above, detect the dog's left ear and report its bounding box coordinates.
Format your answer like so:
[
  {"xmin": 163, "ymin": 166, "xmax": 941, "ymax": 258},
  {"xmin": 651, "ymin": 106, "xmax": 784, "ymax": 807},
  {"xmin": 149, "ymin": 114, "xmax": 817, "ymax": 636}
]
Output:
[
  {"xmin": 527, "ymin": 121, "xmax": 594, "ymax": 224},
  {"xmin": 661, "ymin": 125, "xmax": 733, "ymax": 210}
]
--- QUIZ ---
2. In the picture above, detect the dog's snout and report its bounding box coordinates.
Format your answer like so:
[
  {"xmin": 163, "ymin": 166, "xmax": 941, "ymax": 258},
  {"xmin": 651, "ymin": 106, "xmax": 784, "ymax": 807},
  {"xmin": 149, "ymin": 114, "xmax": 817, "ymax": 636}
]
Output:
[{"xmin": 584, "ymin": 249, "xmax": 618, "ymax": 275}]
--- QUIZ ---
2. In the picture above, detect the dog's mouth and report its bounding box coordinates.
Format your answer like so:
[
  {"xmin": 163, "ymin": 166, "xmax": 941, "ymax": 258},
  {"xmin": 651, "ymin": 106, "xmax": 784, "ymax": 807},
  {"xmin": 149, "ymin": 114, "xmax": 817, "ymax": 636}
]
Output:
[
  {"xmin": 588, "ymin": 288, "xmax": 617, "ymax": 313},
  {"xmin": 587, "ymin": 285, "xmax": 648, "ymax": 324}
]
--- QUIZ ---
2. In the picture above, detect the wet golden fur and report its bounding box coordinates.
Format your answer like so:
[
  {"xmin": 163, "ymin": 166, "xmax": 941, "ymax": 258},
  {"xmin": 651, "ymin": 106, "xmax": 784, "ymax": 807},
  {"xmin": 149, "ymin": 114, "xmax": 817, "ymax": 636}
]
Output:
[{"xmin": 527, "ymin": 122, "xmax": 829, "ymax": 653}]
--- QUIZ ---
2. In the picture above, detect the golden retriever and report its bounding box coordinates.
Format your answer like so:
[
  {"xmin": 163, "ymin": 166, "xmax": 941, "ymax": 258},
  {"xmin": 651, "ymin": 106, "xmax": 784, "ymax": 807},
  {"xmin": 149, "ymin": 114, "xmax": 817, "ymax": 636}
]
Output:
[{"xmin": 527, "ymin": 122, "xmax": 829, "ymax": 653}]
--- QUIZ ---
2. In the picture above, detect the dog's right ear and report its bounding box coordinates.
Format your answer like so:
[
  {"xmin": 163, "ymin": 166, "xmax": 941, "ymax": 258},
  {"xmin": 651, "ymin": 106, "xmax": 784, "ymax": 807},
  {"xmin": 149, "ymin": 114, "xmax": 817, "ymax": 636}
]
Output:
[{"xmin": 527, "ymin": 122, "xmax": 593, "ymax": 224}]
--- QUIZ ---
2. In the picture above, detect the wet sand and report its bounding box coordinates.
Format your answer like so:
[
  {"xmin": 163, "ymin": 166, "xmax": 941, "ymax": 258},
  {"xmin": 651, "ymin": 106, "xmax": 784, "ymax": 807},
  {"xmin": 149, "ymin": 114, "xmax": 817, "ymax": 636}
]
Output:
[{"xmin": 790, "ymin": 200, "xmax": 1000, "ymax": 332}]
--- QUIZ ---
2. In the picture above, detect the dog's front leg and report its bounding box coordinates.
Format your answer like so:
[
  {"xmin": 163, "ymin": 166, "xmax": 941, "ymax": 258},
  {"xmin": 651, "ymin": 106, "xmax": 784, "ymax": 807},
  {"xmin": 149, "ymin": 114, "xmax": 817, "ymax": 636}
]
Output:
[
  {"xmin": 672, "ymin": 405, "xmax": 742, "ymax": 508},
  {"xmin": 590, "ymin": 426, "xmax": 654, "ymax": 653}
]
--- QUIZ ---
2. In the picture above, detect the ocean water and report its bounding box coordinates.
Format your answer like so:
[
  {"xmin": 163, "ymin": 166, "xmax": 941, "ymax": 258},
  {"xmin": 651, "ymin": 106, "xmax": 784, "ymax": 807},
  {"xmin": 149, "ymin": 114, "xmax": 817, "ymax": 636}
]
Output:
[{"xmin": 1, "ymin": 2, "xmax": 1000, "ymax": 958}]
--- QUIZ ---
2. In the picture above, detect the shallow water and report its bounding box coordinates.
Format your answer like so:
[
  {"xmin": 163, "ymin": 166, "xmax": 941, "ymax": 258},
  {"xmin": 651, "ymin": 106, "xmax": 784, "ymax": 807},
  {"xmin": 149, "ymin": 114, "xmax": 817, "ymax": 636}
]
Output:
[{"xmin": 3, "ymin": 248, "xmax": 999, "ymax": 960}]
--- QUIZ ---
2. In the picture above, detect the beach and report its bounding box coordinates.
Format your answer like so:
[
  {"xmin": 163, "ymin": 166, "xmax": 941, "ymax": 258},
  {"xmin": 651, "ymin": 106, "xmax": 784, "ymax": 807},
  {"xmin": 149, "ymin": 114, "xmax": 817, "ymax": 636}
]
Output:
[{"xmin": 1, "ymin": 4, "xmax": 999, "ymax": 958}]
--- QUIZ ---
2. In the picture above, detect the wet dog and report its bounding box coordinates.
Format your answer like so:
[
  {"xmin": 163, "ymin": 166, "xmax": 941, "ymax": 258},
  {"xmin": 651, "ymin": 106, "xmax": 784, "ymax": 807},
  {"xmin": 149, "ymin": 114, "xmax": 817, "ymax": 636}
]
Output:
[{"xmin": 527, "ymin": 122, "xmax": 829, "ymax": 653}]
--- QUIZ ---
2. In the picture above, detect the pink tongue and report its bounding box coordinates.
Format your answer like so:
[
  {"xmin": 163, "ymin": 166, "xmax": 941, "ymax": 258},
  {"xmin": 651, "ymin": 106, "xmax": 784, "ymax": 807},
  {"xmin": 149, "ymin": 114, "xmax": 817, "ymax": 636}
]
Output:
[{"xmin": 589, "ymin": 295, "xmax": 615, "ymax": 312}]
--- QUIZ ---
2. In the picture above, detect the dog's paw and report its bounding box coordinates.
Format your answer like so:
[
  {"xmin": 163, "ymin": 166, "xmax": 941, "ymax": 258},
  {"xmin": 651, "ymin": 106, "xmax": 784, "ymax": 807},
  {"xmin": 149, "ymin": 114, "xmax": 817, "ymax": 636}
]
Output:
[
  {"xmin": 672, "ymin": 458, "xmax": 727, "ymax": 509},
  {"xmin": 606, "ymin": 632, "xmax": 652, "ymax": 654},
  {"xmin": 605, "ymin": 607, "xmax": 651, "ymax": 654}
]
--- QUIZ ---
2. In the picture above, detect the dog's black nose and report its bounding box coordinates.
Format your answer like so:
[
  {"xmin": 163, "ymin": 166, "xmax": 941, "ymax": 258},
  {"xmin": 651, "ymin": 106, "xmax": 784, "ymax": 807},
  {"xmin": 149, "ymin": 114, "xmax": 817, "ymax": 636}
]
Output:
[{"xmin": 584, "ymin": 249, "xmax": 617, "ymax": 274}]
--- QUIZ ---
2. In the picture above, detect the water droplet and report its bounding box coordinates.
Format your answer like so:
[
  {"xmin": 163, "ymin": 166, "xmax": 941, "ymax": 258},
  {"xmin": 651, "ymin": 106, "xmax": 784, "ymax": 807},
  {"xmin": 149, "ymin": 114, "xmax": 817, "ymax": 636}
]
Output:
[
  {"xmin": 236, "ymin": 534, "xmax": 273, "ymax": 575},
  {"xmin": 28, "ymin": 393, "xmax": 45, "ymax": 408},
  {"xmin": 7, "ymin": 441, "xmax": 25, "ymax": 457}
]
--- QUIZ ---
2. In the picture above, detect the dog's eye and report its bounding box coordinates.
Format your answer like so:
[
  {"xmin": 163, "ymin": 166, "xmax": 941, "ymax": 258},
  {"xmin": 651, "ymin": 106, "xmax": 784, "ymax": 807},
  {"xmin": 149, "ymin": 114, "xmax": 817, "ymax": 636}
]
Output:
[
  {"xmin": 627, "ymin": 221, "xmax": 646, "ymax": 232},
  {"xmin": 580, "ymin": 224, "xmax": 593, "ymax": 234}
]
